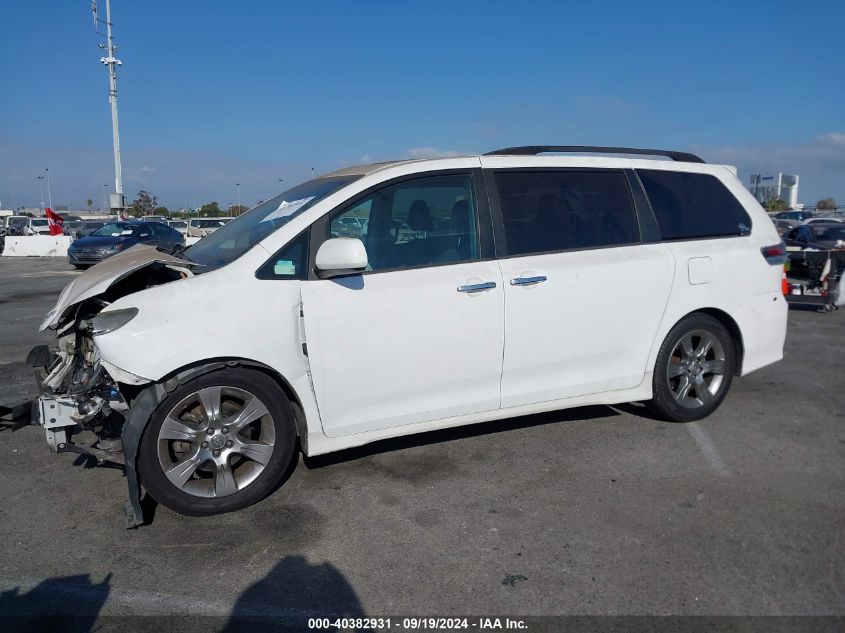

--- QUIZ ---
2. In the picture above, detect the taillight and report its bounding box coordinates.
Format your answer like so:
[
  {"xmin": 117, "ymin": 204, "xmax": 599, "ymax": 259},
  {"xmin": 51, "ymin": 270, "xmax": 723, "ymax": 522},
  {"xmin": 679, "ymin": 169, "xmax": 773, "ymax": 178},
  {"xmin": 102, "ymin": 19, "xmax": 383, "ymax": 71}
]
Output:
[{"xmin": 761, "ymin": 241, "xmax": 787, "ymax": 265}]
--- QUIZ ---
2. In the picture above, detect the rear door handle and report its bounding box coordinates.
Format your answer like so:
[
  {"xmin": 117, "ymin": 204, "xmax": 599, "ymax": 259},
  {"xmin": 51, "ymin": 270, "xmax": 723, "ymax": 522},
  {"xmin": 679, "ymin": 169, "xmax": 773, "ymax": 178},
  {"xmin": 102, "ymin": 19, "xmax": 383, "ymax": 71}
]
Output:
[
  {"xmin": 510, "ymin": 275, "xmax": 547, "ymax": 286},
  {"xmin": 457, "ymin": 281, "xmax": 497, "ymax": 293}
]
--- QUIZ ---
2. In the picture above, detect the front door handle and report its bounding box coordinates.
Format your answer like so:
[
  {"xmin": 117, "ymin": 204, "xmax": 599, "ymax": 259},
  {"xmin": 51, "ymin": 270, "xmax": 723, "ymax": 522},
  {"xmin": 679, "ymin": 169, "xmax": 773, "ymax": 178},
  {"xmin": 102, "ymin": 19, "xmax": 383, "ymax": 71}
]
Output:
[
  {"xmin": 457, "ymin": 281, "xmax": 497, "ymax": 293},
  {"xmin": 510, "ymin": 275, "xmax": 547, "ymax": 286}
]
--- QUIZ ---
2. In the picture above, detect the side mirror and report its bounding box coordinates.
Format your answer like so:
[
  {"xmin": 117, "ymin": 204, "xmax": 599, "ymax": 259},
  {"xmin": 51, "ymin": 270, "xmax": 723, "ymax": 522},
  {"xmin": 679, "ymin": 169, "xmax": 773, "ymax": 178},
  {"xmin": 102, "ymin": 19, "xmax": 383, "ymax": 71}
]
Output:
[{"xmin": 315, "ymin": 238, "xmax": 368, "ymax": 278}]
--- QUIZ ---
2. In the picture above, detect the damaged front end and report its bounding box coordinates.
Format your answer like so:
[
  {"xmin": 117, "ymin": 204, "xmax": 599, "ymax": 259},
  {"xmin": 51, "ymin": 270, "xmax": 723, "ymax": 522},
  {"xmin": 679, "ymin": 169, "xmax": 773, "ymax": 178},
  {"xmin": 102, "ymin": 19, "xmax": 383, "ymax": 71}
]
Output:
[{"xmin": 31, "ymin": 245, "xmax": 201, "ymax": 526}]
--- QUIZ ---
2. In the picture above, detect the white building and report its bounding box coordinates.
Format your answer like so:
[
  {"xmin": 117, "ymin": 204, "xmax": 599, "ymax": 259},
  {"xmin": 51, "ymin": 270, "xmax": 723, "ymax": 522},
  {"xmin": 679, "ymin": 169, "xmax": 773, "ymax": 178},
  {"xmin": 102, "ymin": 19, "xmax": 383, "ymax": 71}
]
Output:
[{"xmin": 748, "ymin": 173, "xmax": 799, "ymax": 208}]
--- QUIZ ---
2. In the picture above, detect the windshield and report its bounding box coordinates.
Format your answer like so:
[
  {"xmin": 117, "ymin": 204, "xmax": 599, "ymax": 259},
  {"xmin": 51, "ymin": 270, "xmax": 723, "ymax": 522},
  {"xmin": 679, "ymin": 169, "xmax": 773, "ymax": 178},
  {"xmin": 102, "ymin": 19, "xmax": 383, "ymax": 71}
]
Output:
[
  {"xmin": 93, "ymin": 223, "xmax": 136, "ymax": 237},
  {"xmin": 169, "ymin": 221, "xmax": 187, "ymax": 228},
  {"xmin": 31, "ymin": 219, "xmax": 48, "ymax": 226},
  {"xmin": 185, "ymin": 175, "xmax": 359, "ymax": 269},
  {"xmin": 8, "ymin": 217, "xmax": 28, "ymax": 227}
]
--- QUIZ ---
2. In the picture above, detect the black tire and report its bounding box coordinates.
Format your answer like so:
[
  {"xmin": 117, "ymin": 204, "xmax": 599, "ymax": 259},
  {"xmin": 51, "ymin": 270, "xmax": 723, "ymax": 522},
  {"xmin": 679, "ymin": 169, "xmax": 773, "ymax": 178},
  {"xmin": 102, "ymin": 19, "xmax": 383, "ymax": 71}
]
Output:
[
  {"xmin": 72, "ymin": 264, "xmax": 87, "ymax": 270},
  {"xmin": 138, "ymin": 367, "xmax": 297, "ymax": 516},
  {"xmin": 647, "ymin": 314, "xmax": 736, "ymax": 422}
]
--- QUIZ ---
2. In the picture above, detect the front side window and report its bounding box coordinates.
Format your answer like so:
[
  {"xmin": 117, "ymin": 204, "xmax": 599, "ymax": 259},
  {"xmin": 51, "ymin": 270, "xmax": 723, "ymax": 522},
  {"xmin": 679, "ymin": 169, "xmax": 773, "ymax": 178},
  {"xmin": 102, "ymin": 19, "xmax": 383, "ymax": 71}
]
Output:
[
  {"xmin": 494, "ymin": 170, "xmax": 639, "ymax": 256},
  {"xmin": 637, "ymin": 170, "xmax": 751, "ymax": 240},
  {"xmin": 329, "ymin": 174, "xmax": 479, "ymax": 272},
  {"xmin": 256, "ymin": 230, "xmax": 309, "ymax": 280}
]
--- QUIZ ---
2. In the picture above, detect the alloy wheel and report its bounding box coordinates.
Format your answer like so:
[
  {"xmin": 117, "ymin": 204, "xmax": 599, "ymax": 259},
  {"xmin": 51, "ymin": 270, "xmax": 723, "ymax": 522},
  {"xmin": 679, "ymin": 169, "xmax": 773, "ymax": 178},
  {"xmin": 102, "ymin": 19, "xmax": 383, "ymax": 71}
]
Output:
[
  {"xmin": 666, "ymin": 329, "xmax": 727, "ymax": 409},
  {"xmin": 156, "ymin": 386, "xmax": 276, "ymax": 498}
]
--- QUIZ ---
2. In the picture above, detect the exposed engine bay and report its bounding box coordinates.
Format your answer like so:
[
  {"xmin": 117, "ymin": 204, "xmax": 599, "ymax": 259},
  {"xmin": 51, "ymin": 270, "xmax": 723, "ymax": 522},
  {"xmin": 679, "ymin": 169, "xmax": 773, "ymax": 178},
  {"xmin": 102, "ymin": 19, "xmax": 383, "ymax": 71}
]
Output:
[
  {"xmin": 30, "ymin": 246, "xmax": 201, "ymax": 525},
  {"xmin": 33, "ymin": 262, "xmax": 186, "ymax": 462}
]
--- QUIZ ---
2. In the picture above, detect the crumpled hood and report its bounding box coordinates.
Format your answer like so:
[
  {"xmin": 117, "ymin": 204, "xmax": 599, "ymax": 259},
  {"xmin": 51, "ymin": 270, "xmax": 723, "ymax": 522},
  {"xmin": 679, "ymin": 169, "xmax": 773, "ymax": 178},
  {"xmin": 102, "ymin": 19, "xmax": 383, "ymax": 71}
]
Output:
[{"xmin": 40, "ymin": 244, "xmax": 202, "ymax": 331}]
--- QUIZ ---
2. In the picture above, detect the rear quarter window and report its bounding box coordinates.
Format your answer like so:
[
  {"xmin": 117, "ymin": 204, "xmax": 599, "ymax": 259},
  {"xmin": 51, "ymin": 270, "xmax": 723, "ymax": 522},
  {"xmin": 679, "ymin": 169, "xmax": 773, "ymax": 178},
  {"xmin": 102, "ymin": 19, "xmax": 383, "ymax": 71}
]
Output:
[{"xmin": 637, "ymin": 170, "xmax": 751, "ymax": 240}]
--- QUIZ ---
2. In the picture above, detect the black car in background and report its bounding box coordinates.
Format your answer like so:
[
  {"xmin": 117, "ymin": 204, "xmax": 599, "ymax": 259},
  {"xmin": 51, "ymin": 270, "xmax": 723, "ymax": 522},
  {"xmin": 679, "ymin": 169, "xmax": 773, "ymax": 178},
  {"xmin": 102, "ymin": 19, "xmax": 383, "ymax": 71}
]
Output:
[
  {"xmin": 67, "ymin": 221, "xmax": 185, "ymax": 268},
  {"xmin": 783, "ymin": 223, "xmax": 845, "ymax": 251}
]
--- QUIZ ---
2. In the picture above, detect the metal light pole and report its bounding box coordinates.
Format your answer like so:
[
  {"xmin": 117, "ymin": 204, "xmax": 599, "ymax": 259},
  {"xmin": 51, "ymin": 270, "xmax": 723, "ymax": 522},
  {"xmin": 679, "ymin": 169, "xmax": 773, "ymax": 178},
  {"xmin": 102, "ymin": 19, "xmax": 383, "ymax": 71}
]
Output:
[
  {"xmin": 236, "ymin": 183, "xmax": 241, "ymax": 214},
  {"xmin": 94, "ymin": 0, "xmax": 124, "ymax": 211},
  {"xmin": 103, "ymin": 184, "xmax": 109, "ymax": 212},
  {"xmin": 278, "ymin": 178, "xmax": 284, "ymax": 194},
  {"xmin": 37, "ymin": 176, "xmax": 46, "ymax": 210},
  {"xmin": 45, "ymin": 168, "xmax": 54, "ymax": 209}
]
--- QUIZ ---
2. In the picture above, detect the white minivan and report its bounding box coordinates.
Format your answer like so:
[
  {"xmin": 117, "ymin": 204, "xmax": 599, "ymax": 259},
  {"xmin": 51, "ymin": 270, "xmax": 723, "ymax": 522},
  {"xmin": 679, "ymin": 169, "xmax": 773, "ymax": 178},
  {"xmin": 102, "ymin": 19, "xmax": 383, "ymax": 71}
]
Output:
[{"xmin": 35, "ymin": 146, "xmax": 788, "ymax": 523}]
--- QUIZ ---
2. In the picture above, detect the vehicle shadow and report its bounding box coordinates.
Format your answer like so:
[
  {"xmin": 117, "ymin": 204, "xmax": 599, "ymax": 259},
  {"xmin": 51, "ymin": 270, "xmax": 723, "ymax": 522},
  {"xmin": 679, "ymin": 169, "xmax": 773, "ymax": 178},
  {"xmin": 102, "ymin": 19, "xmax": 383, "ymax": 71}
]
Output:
[
  {"xmin": 221, "ymin": 555, "xmax": 365, "ymax": 632},
  {"xmin": 304, "ymin": 404, "xmax": 620, "ymax": 469},
  {"xmin": 0, "ymin": 573, "xmax": 111, "ymax": 633}
]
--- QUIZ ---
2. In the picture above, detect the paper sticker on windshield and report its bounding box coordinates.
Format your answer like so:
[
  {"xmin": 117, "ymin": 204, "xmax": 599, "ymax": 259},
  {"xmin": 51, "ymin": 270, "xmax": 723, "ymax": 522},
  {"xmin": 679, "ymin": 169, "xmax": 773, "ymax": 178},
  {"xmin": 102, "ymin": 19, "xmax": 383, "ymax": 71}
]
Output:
[
  {"xmin": 261, "ymin": 197, "xmax": 315, "ymax": 223},
  {"xmin": 120, "ymin": 230, "xmax": 133, "ymax": 236}
]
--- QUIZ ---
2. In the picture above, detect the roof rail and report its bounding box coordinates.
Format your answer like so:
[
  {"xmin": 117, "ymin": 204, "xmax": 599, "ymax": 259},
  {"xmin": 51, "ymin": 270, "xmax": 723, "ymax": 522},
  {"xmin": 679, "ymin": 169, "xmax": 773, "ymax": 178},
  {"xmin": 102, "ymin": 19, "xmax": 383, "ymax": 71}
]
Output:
[{"xmin": 483, "ymin": 145, "xmax": 705, "ymax": 163}]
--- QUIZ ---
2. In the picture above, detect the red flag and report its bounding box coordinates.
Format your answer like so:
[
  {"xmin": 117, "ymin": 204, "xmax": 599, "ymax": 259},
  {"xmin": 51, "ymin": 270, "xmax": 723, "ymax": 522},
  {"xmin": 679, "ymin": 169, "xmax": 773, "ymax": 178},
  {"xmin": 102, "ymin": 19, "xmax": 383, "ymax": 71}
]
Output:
[{"xmin": 45, "ymin": 208, "xmax": 64, "ymax": 236}]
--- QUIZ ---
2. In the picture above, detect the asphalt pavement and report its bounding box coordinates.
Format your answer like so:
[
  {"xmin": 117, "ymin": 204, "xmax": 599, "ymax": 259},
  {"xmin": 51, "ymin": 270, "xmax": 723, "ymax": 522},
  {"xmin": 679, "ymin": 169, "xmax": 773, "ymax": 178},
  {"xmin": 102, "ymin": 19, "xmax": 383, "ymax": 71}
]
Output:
[{"xmin": 0, "ymin": 257, "xmax": 843, "ymax": 623}]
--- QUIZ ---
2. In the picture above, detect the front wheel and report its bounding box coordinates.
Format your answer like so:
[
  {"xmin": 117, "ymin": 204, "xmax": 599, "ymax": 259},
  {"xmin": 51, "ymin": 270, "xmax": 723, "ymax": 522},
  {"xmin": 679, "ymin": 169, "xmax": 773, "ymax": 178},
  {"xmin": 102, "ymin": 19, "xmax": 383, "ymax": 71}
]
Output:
[
  {"xmin": 138, "ymin": 368, "xmax": 296, "ymax": 516},
  {"xmin": 647, "ymin": 314, "xmax": 736, "ymax": 422}
]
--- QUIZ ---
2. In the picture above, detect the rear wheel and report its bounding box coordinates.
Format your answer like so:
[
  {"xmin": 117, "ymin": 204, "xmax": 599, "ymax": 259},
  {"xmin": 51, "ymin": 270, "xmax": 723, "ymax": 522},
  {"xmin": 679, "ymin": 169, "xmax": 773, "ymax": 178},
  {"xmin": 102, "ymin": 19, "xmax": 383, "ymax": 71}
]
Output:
[
  {"xmin": 648, "ymin": 314, "xmax": 736, "ymax": 422},
  {"xmin": 138, "ymin": 368, "xmax": 296, "ymax": 516}
]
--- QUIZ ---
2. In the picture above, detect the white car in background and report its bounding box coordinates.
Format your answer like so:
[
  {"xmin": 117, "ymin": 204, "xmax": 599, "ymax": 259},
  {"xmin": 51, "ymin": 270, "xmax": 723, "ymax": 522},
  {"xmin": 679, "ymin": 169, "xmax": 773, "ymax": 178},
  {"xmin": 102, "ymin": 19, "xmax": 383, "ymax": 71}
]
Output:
[
  {"xmin": 187, "ymin": 217, "xmax": 230, "ymax": 237},
  {"xmin": 167, "ymin": 220, "xmax": 188, "ymax": 235},
  {"xmin": 34, "ymin": 145, "xmax": 788, "ymax": 523},
  {"xmin": 27, "ymin": 218, "xmax": 52, "ymax": 235},
  {"xmin": 802, "ymin": 217, "xmax": 845, "ymax": 225}
]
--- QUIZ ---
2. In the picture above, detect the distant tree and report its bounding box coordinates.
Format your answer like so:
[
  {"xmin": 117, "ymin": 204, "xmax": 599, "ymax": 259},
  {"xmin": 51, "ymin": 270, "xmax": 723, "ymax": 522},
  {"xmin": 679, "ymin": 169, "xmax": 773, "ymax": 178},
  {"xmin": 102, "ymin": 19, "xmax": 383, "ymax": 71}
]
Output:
[
  {"xmin": 86, "ymin": 198, "xmax": 93, "ymax": 211},
  {"xmin": 229, "ymin": 204, "xmax": 249, "ymax": 215},
  {"xmin": 129, "ymin": 190, "xmax": 158, "ymax": 216},
  {"xmin": 153, "ymin": 206, "xmax": 170, "ymax": 215},
  {"xmin": 816, "ymin": 198, "xmax": 837, "ymax": 210},
  {"xmin": 764, "ymin": 198, "xmax": 789, "ymax": 212},
  {"xmin": 200, "ymin": 201, "xmax": 221, "ymax": 216}
]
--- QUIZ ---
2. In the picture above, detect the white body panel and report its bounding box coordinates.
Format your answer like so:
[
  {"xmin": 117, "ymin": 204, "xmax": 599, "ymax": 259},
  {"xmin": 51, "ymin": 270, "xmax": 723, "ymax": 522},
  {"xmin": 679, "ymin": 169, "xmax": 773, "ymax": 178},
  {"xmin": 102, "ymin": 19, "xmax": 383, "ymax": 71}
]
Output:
[
  {"xmin": 62, "ymin": 154, "xmax": 787, "ymax": 458},
  {"xmin": 302, "ymin": 261, "xmax": 504, "ymax": 436},
  {"xmin": 497, "ymin": 243, "xmax": 674, "ymax": 407}
]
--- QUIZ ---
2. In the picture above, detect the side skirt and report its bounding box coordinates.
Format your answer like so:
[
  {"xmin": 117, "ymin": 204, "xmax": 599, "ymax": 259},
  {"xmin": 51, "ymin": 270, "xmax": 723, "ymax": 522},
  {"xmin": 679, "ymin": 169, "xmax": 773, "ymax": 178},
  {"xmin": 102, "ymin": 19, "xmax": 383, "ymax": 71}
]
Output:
[{"xmin": 303, "ymin": 374, "xmax": 654, "ymax": 457}]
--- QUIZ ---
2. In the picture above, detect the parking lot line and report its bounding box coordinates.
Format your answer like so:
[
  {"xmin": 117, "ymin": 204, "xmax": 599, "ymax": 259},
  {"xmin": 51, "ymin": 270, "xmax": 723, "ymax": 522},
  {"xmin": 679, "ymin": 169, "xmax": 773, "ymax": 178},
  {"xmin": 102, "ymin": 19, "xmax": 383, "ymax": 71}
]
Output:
[{"xmin": 685, "ymin": 422, "xmax": 732, "ymax": 477}]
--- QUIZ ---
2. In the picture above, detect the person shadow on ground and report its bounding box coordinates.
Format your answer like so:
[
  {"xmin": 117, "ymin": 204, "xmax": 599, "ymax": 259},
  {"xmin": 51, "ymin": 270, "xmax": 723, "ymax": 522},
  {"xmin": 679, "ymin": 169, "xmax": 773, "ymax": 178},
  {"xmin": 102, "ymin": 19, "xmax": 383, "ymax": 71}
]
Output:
[
  {"xmin": 222, "ymin": 555, "xmax": 366, "ymax": 633},
  {"xmin": 0, "ymin": 573, "xmax": 111, "ymax": 633}
]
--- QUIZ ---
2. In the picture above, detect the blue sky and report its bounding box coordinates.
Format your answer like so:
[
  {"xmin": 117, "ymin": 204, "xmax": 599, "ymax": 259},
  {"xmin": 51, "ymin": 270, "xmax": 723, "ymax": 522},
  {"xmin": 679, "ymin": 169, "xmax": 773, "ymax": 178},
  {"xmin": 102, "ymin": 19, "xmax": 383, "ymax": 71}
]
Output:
[{"xmin": 1, "ymin": 0, "xmax": 843, "ymax": 210}]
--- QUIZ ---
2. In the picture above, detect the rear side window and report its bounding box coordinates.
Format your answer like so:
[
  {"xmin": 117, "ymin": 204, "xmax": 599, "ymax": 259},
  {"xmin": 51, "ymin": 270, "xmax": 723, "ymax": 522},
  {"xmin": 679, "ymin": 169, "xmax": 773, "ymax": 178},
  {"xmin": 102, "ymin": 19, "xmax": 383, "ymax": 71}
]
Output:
[
  {"xmin": 637, "ymin": 170, "xmax": 751, "ymax": 240},
  {"xmin": 494, "ymin": 170, "xmax": 639, "ymax": 256}
]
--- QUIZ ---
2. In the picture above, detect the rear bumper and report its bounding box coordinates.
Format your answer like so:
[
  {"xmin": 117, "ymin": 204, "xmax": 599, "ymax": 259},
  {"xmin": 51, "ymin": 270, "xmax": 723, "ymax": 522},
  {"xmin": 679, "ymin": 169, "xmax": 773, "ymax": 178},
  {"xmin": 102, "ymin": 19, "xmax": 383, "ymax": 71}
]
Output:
[{"xmin": 735, "ymin": 291, "xmax": 789, "ymax": 376}]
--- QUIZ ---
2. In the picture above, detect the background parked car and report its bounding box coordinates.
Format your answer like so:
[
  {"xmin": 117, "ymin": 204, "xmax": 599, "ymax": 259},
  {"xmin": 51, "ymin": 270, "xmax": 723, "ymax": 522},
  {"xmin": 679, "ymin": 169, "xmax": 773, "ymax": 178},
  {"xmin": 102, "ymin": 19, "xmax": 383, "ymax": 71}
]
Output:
[
  {"xmin": 772, "ymin": 218, "xmax": 799, "ymax": 236},
  {"xmin": 4, "ymin": 216, "xmax": 30, "ymax": 235},
  {"xmin": 62, "ymin": 220, "xmax": 85, "ymax": 238},
  {"xmin": 167, "ymin": 219, "xmax": 188, "ymax": 235},
  {"xmin": 142, "ymin": 215, "xmax": 169, "ymax": 223},
  {"xmin": 75, "ymin": 220, "xmax": 107, "ymax": 239},
  {"xmin": 67, "ymin": 221, "xmax": 185, "ymax": 268},
  {"xmin": 773, "ymin": 210, "xmax": 815, "ymax": 222},
  {"xmin": 803, "ymin": 217, "xmax": 845, "ymax": 225},
  {"xmin": 783, "ymin": 223, "xmax": 845, "ymax": 250},
  {"xmin": 27, "ymin": 218, "xmax": 51, "ymax": 235},
  {"xmin": 187, "ymin": 218, "xmax": 229, "ymax": 237}
]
